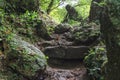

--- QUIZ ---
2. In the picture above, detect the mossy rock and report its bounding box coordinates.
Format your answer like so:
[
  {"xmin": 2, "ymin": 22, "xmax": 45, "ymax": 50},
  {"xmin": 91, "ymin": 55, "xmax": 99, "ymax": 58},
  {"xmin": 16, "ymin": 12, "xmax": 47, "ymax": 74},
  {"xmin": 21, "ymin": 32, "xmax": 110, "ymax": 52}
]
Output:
[
  {"xmin": 71, "ymin": 23, "xmax": 100, "ymax": 45},
  {"xmin": 3, "ymin": 35, "xmax": 47, "ymax": 79}
]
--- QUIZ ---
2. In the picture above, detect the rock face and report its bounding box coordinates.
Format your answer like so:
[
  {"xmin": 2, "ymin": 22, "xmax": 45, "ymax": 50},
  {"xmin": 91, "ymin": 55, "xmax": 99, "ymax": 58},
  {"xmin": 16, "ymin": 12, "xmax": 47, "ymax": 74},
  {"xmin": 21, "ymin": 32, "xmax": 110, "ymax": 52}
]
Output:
[
  {"xmin": 44, "ymin": 46, "xmax": 89, "ymax": 59},
  {"xmin": 54, "ymin": 23, "xmax": 71, "ymax": 34},
  {"xmin": 3, "ymin": 36, "xmax": 47, "ymax": 79}
]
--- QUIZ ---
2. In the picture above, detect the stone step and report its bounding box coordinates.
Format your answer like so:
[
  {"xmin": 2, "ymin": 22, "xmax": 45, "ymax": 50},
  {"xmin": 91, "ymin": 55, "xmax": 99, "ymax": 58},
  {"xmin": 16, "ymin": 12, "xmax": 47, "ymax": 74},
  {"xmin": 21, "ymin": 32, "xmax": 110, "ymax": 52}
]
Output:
[
  {"xmin": 45, "ymin": 62, "xmax": 90, "ymax": 80},
  {"xmin": 47, "ymin": 58, "xmax": 83, "ymax": 69},
  {"xmin": 44, "ymin": 46, "xmax": 89, "ymax": 59}
]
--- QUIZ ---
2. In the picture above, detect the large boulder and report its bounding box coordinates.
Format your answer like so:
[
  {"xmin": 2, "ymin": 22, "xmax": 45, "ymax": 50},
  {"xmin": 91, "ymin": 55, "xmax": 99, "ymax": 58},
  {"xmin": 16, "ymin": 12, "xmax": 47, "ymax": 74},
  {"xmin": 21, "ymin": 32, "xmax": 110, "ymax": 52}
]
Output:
[
  {"xmin": 2, "ymin": 35, "xmax": 47, "ymax": 79},
  {"xmin": 44, "ymin": 46, "xmax": 89, "ymax": 59}
]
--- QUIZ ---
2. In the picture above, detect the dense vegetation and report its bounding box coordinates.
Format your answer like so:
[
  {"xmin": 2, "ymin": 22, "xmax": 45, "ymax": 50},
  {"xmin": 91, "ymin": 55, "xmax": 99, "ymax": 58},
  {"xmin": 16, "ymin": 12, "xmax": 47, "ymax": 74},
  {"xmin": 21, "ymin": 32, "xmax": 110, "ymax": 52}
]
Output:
[{"xmin": 0, "ymin": 0, "xmax": 119, "ymax": 80}]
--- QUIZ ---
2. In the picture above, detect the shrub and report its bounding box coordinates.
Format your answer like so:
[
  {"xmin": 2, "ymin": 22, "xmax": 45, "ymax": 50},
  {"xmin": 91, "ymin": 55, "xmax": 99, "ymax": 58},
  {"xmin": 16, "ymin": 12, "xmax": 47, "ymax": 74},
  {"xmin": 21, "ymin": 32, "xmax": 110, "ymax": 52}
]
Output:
[{"xmin": 84, "ymin": 43, "xmax": 107, "ymax": 80}]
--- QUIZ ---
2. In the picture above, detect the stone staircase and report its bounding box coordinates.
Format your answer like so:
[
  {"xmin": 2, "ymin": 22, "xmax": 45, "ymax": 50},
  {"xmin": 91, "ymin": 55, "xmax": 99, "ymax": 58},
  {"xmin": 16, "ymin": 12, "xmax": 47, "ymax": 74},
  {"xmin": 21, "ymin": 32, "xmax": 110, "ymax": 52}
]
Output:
[{"xmin": 35, "ymin": 24, "xmax": 100, "ymax": 80}]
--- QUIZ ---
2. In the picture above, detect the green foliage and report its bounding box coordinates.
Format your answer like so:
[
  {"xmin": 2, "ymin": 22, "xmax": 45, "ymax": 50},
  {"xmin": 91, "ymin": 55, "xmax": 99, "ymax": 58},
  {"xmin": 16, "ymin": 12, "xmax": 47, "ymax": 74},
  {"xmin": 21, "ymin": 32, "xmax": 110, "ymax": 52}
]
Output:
[
  {"xmin": 0, "ymin": 26, "xmax": 13, "ymax": 43},
  {"xmin": 50, "ymin": 8, "xmax": 67, "ymax": 23},
  {"xmin": 3, "ymin": 11, "xmax": 39, "ymax": 40},
  {"xmin": 5, "ymin": 0, "xmax": 39, "ymax": 14},
  {"xmin": 0, "ymin": 0, "xmax": 4, "ymax": 9},
  {"xmin": 75, "ymin": 0, "xmax": 92, "ymax": 20},
  {"xmin": 68, "ymin": 19, "xmax": 80, "ymax": 26},
  {"xmin": 106, "ymin": 0, "xmax": 120, "ymax": 17},
  {"xmin": 40, "ymin": 0, "xmax": 51, "ymax": 11},
  {"xmin": 20, "ymin": 11, "xmax": 38, "ymax": 23},
  {"xmin": 46, "ymin": 0, "xmax": 92, "ymax": 23},
  {"xmin": 0, "ymin": 10, "xmax": 43, "ymax": 44},
  {"xmin": 84, "ymin": 43, "xmax": 107, "ymax": 80},
  {"xmin": 105, "ymin": 0, "xmax": 120, "ymax": 26},
  {"xmin": 10, "ymin": 11, "xmax": 38, "ymax": 28},
  {"xmin": 40, "ymin": 0, "xmax": 60, "ymax": 12}
]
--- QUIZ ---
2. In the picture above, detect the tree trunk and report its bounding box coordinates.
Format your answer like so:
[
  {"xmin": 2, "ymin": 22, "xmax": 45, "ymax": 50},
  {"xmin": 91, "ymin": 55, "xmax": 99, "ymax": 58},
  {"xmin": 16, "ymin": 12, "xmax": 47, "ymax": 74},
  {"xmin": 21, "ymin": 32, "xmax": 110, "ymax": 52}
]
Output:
[
  {"xmin": 100, "ymin": 0, "xmax": 120, "ymax": 80},
  {"xmin": 89, "ymin": 0, "xmax": 102, "ymax": 22},
  {"xmin": 5, "ymin": 0, "xmax": 40, "ymax": 14},
  {"xmin": 46, "ymin": 0, "xmax": 54, "ymax": 14}
]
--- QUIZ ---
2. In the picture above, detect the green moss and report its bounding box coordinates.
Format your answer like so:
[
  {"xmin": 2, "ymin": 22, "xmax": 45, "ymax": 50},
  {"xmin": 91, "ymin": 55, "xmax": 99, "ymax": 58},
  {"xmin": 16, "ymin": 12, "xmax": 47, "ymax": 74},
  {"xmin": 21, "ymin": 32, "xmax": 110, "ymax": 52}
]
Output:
[{"xmin": 0, "ymin": 35, "xmax": 47, "ymax": 79}]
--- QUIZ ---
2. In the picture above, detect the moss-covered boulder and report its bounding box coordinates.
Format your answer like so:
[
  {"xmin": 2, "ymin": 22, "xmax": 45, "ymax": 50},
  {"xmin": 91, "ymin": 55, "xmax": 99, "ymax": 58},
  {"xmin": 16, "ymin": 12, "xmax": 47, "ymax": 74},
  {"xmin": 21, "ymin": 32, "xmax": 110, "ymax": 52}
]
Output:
[
  {"xmin": 1, "ymin": 35, "xmax": 47, "ymax": 79},
  {"xmin": 70, "ymin": 23, "xmax": 100, "ymax": 45}
]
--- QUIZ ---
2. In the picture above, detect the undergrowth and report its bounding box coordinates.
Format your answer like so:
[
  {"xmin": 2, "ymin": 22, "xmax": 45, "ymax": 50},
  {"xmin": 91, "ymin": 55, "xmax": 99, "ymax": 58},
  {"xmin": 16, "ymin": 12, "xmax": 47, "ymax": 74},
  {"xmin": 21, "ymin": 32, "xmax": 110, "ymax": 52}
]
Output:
[{"xmin": 84, "ymin": 42, "xmax": 107, "ymax": 80}]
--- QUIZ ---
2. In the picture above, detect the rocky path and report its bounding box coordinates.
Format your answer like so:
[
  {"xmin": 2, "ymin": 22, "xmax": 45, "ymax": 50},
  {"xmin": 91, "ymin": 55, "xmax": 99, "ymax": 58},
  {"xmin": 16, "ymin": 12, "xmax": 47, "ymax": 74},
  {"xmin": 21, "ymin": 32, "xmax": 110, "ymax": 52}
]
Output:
[
  {"xmin": 44, "ymin": 65, "xmax": 89, "ymax": 80},
  {"xmin": 35, "ymin": 23, "xmax": 100, "ymax": 80}
]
